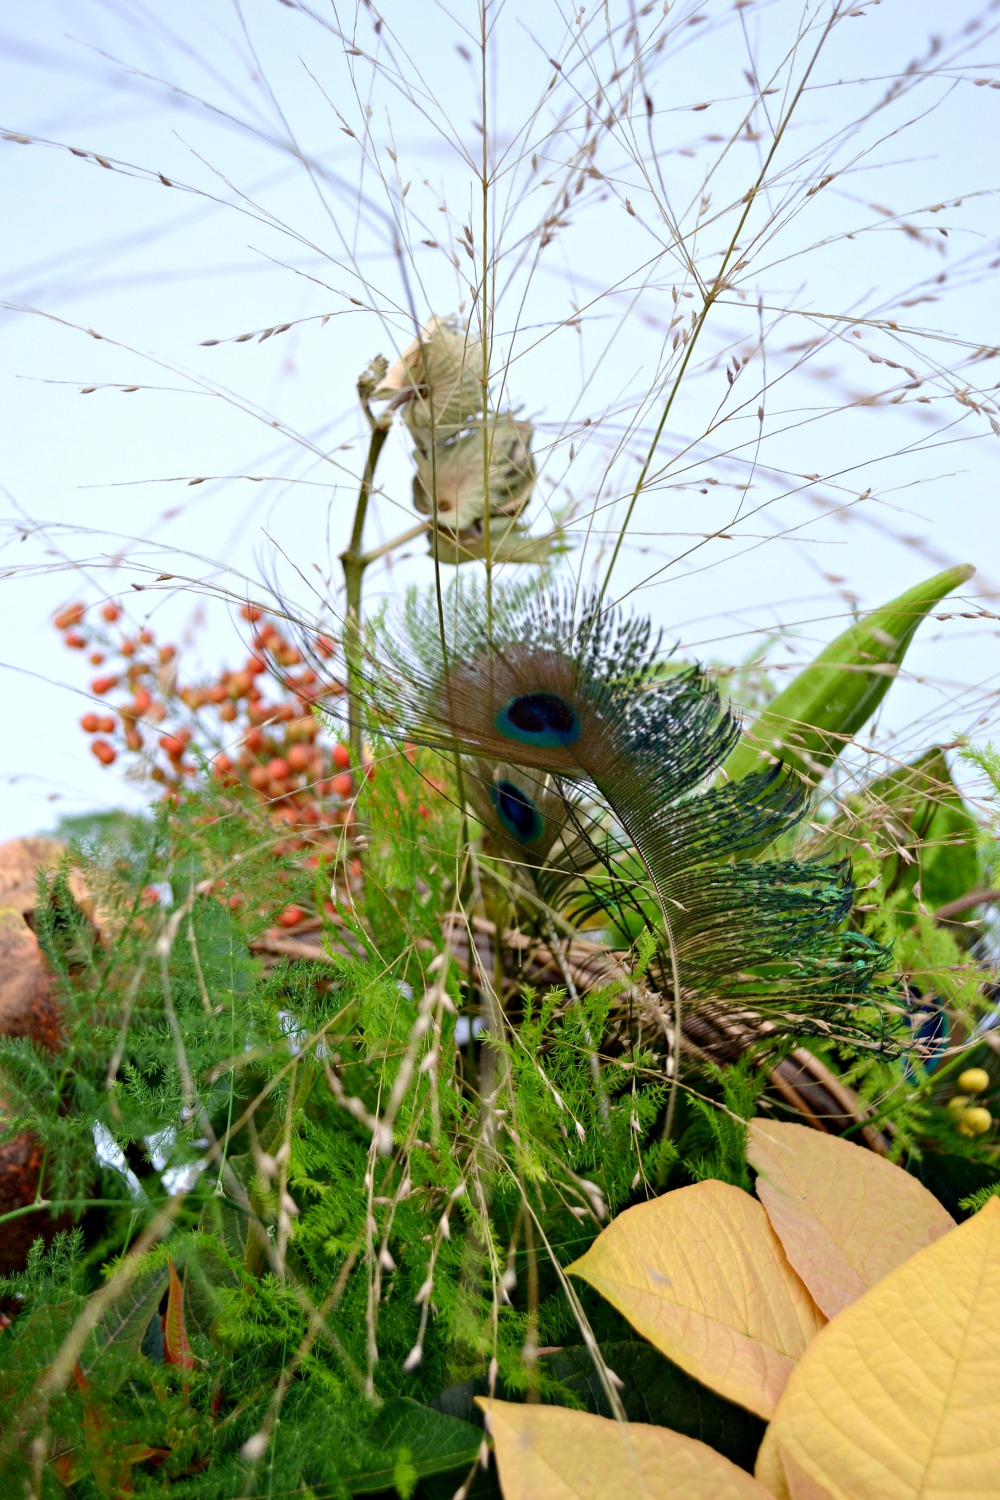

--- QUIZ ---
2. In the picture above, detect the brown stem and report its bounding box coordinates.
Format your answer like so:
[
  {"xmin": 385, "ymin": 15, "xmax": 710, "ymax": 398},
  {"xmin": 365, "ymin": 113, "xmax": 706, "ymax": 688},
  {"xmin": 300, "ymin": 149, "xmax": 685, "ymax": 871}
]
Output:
[{"xmin": 933, "ymin": 888, "xmax": 1000, "ymax": 923}]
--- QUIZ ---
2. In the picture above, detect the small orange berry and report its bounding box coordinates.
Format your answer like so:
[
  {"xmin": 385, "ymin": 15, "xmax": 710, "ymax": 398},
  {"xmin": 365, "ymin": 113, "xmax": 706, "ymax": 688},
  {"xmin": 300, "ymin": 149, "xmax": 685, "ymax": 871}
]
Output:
[
  {"xmin": 80, "ymin": 712, "xmax": 101, "ymax": 733},
  {"xmin": 277, "ymin": 904, "xmax": 305, "ymax": 928},
  {"xmin": 91, "ymin": 739, "xmax": 117, "ymax": 766},
  {"xmin": 55, "ymin": 603, "xmax": 86, "ymax": 631},
  {"xmin": 101, "ymin": 602, "xmax": 121, "ymax": 623},
  {"xmin": 332, "ymin": 743, "xmax": 351, "ymax": 771}
]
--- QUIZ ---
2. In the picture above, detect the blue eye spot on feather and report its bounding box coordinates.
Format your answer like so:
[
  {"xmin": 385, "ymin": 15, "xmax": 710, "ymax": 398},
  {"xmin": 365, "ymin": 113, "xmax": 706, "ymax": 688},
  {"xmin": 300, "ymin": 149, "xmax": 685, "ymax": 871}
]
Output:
[
  {"xmin": 492, "ymin": 779, "xmax": 545, "ymax": 843},
  {"xmin": 495, "ymin": 692, "xmax": 580, "ymax": 748}
]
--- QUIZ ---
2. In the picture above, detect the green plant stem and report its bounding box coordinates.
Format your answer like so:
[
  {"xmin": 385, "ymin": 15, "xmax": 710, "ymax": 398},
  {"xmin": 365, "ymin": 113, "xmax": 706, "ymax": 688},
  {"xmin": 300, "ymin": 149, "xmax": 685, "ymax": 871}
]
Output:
[{"xmin": 341, "ymin": 412, "xmax": 389, "ymax": 770}]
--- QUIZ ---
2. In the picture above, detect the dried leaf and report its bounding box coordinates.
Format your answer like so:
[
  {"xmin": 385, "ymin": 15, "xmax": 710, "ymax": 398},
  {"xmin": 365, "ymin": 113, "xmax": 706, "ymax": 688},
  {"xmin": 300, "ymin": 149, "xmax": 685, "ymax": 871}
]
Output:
[
  {"xmin": 748, "ymin": 1119, "xmax": 955, "ymax": 1318},
  {"xmin": 0, "ymin": 906, "xmax": 61, "ymax": 1051},
  {"xmin": 477, "ymin": 1398, "xmax": 774, "ymax": 1499},
  {"xmin": 757, "ymin": 1199, "xmax": 1000, "ymax": 1499},
  {"xmin": 567, "ymin": 1180, "xmax": 825, "ymax": 1419}
]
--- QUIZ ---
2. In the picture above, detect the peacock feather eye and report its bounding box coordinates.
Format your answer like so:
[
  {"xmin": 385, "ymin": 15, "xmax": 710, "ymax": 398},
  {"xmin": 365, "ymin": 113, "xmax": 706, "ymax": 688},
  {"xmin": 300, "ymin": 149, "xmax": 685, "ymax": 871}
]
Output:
[
  {"xmin": 492, "ymin": 778, "xmax": 545, "ymax": 843},
  {"xmin": 495, "ymin": 692, "xmax": 580, "ymax": 748}
]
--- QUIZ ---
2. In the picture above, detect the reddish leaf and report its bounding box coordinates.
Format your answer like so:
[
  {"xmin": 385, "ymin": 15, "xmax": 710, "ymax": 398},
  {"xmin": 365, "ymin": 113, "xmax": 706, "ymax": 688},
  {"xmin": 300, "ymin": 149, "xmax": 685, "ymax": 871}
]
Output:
[{"xmin": 162, "ymin": 1261, "xmax": 196, "ymax": 1370}]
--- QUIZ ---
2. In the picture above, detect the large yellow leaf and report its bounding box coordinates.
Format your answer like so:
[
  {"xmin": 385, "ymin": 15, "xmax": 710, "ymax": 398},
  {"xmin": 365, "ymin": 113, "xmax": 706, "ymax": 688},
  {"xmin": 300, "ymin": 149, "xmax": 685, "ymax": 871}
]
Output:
[
  {"xmin": 756, "ymin": 1197, "xmax": 1000, "ymax": 1499},
  {"xmin": 747, "ymin": 1119, "xmax": 955, "ymax": 1319},
  {"xmin": 476, "ymin": 1398, "xmax": 775, "ymax": 1500},
  {"xmin": 567, "ymin": 1180, "xmax": 825, "ymax": 1419}
]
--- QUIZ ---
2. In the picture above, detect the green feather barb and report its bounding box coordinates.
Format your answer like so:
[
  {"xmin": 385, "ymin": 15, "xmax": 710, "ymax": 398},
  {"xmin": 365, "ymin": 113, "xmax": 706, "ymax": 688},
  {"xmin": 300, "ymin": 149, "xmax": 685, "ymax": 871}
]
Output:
[{"xmin": 382, "ymin": 587, "xmax": 893, "ymax": 1038}]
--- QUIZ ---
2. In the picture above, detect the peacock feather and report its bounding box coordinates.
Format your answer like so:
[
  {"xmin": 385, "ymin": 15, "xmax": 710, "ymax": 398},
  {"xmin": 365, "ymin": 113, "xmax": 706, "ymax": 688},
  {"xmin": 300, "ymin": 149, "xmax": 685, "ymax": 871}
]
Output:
[{"xmin": 380, "ymin": 584, "xmax": 895, "ymax": 1045}]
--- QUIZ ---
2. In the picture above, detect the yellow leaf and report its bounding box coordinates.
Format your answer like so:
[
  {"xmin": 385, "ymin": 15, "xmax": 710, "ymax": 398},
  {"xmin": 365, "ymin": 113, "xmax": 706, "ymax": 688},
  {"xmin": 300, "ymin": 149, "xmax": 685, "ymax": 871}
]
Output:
[
  {"xmin": 476, "ymin": 1397, "xmax": 775, "ymax": 1499},
  {"xmin": 747, "ymin": 1119, "xmax": 955, "ymax": 1319},
  {"xmin": 567, "ymin": 1180, "xmax": 824, "ymax": 1419},
  {"xmin": 756, "ymin": 1198, "xmax": 1000, "ymax": 1499}
]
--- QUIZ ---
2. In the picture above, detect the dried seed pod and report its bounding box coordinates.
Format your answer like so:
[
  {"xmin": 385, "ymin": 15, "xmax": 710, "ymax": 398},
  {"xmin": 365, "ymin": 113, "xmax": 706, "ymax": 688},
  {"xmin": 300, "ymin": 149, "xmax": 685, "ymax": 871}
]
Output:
[
  {"xmin": 412, "ymin": 416, "xmax": 535, "ymax": 531},
  {"xmin": 371, "ymin": 315, "xmax": 483, "ymax": 438}
]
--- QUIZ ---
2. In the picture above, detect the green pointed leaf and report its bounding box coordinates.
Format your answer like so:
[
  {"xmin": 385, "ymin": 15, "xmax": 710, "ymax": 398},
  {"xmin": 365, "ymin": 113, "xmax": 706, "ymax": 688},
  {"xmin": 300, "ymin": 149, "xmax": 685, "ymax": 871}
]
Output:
[
  {"xmin": 81, "ymin": 1268, "xmax": 169, "ymax": 1390},
  {"xmin": 859, "ymin": 746, "xmax": 979, "ymax": 912},
  {"xmin": 344, "ymin": 1397, "xmax": 482, "ymax": 1495},
  {"xmin": 724, "ymin": 565, "xmax": 974, "ymax": 787}
]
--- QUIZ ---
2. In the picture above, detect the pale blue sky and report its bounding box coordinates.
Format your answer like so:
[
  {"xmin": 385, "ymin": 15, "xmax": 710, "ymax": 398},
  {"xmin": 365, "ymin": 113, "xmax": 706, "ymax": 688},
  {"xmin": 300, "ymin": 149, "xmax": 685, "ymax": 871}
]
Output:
[{"xmin": 2, "ymin": 0, "xmax": 999, "ymax": 835}]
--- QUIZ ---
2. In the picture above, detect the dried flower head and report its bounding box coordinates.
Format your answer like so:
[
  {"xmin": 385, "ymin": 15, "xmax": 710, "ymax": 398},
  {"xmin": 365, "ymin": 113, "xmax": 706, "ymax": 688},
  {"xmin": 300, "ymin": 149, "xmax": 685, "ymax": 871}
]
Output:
[
  {"xmin": 371, "ymin": 315, "xmax": 483, "ymax": 438},
  {"xmin": 412, "ymin": 416, "xmax": 535, "ymax": 531}
]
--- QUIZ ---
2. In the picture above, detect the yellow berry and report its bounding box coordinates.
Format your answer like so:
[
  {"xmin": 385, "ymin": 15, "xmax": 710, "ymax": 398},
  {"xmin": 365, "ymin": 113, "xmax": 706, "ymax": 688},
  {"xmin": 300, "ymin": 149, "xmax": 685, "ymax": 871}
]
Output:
[
  {"xmin": 957, "ymin": 1106, "xmax": 992, "ymax": 1137},
  {"xmin": 947, "ymin": 1095, "xmax": 970, "ymax": 1112},
  {"xmin": 957, "ymin": 1067, "xmax": 990, "ymax": 1096}
]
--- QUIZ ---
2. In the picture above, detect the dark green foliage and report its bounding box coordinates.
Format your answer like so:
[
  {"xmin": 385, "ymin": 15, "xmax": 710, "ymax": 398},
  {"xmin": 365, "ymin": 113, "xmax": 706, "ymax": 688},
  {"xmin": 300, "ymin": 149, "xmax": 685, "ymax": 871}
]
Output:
[
  {"xmin": 542, "ymin": 1343, "xmax": 766, "ymax": 1473},
  {"xmin": 0, "ymin": 758, "xmax": 684, "ymax": 1494}
]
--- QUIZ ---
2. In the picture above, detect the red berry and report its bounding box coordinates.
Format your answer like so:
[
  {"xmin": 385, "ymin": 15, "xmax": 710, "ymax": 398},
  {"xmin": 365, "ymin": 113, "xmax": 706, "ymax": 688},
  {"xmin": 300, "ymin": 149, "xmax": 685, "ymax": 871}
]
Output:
[
  {"xmin": 80, "ymin": 712, "xmax": 101, "ymax": 733},
  {"xmin": 98, "ymin": 715, "xmax": 116, "ymax": 733},
  {"xmin": 266, "ymin": 757, "xmax": 290, "ymax": 781},
  {"xmin": 332, "ymin": 743, "xmax": 351, "ymax": 771},
  {"xmin": 277, "ymin": 904, "xmax": 305, "ymax": 928},
  {"xmin": 89, "ymin": 651, "xmax": 104, "ymax": 666},
  {"xmin": 91, "ymin": 739, "xmax": 117, "ymax": 766},
  {"xmin": 64, "ymin": 632, "xmax": 87, "ymax": 650},
  {"xmin": 315, "ymin": 633, "xmax": 336, "ymax": 658},
  {"xmin": 91, "ymin": 675, "xmax": 119, "ymax": 695},
  {"xmin": 159, "ymin": 733, "xmax": 187, "ymax": 760},
  {"xmin": 55, "ymin": 603, "xmax": 86, "ymax": 631},
  {"xmin": 329, "ymin": 772, "xmax": 353, "ymax": 798},
  {"xmin": 101, "ymin": 602, "xmax": 121, "ymax": 623},
  {"xmin": 240, "ymin": 604, "xmax": 262, "ymax": 623},
  {"xmin": 138, "ymin": 628, "xmax": 154, "ymax": 645}
]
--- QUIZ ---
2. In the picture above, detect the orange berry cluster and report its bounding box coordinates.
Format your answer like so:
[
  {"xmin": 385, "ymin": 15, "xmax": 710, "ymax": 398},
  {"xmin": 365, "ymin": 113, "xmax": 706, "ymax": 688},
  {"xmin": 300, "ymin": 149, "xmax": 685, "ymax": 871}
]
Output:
[{"xmin": 55, "ymin": 599, "xmax": 359, "ymax": 854}]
